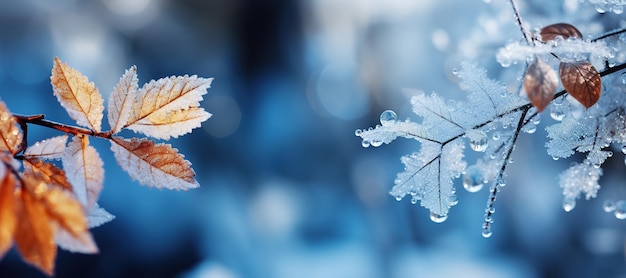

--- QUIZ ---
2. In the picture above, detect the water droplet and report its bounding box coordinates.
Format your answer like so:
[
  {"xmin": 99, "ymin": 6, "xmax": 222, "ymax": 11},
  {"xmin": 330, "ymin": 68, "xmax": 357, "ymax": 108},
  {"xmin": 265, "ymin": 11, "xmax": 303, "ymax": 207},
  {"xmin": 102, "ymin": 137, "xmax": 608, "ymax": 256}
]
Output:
[
  {"xmin": 603, "ymin": 199, "xmax": 616, "ymax": 213},
  {"xmin": 595, "ymin": 4, "xmax": 607, "ymax": 13},
  {"xmin": 380, "ymin": 110, "xmax": 398, "ymax": 126},
  {"xmin": 430, "ymin": 212, "xmax": 448, "ymax": 223},
  {"xmin": 481, "ymin": 223, "xmax": 492, "ymax": 238},
  {"xmin": 620, "ymin": 72, "xmax": 626, "ymax": 84},
  {"xmin": 492, "ymin": 132, "xmax": 500, "ymax": 141},
  {"xmin": 497, "ymin": 178, "xmax": 506, "ymax": 187},
  {"xmin": 371, "ymin": 140, "xmax": 383, "ymax": 147},
  {"xmin": 452, "ymin": 68, "xmax": 459, "ymax": 75},
  {"xmin": 614, "ymin": 200, "xmax": 626, "ymax": 220},
  {"xmin": 523, "ymin": 125, "xmax": 537, "ymax": 134},
  {"xmin": 612, "ymin": 5, "xmax": 624, "ymax": 14},
  {"xmin": 563, "ymin": 198, "xmax": 576, "ymax": 212},
  {"xmin": 361, "ymin": 140, "xmax": 370, "ymax": 148},
  {"xmin": 354, "ymin": 129, "xmax": 362, "ymax": 136},
  {"xmin": 463, "ymin": 168, "xmax": 485, "ymax": 193},
  {"xmin": 410, "ymin": 197, "xmax": 418, "ymax": 204},
  {"xmin": 449, "ymin": 195, "xmax": 459, "ymax": 206},
  {"xmin": 395, "ymin": 196, "xmax": 402, "ymax": 201},
  {"xmin": 550, "ymin": 105, "xmax": 565, "ymax": 121},
  {"xmin": 469, "ymin": 130, "xmax": 488, "ymax": 152},
  {"xmin": 621, "ymin": 145, "xmax": 626, "ymax": 154},
  {"xmin": 552, "ymin": 156, "xmax": 560, "ymax": 161}
]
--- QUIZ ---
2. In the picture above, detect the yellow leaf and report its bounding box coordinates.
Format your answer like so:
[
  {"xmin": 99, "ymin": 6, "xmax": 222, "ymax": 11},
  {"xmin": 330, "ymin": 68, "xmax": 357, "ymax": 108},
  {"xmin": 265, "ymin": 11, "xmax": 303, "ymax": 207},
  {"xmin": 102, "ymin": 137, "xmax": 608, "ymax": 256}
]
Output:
[
  {"xmin": 15, "ymin": 186, "xmax": 57, "ymax": 276},
  {"xmin": 63, "ymin": 136, "xmax": 104, "ymax": 210},
  {"xmin": 51, "ymin": 57, "xmax": 104, "ymax": 132},
  {"xmin": 0, "ymin": 101, "xmax": 23, "ymax": 155},
  {"xmin": 110, "ymin": 137, "xmax": 198, "ymax": 190},
  {"xmin": 124, "ymin": 75, "xmax": 212, "ymax": 139},
  {"xmin": 0, "ymin": 171, "xmax": 17, "ymax": 258},
  {"xmin": 129, "ymin": 107, "xmax": 211, "ymax": 140}
]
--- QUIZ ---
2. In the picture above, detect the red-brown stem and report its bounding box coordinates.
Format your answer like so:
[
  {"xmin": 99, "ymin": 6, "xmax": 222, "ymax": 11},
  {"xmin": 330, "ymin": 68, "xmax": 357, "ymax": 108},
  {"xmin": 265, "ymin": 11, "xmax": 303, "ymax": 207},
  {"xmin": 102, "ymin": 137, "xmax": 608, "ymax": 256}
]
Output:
[{"xmin": 13, "ymin": 114, "xmax": 112, "ymax": 139}]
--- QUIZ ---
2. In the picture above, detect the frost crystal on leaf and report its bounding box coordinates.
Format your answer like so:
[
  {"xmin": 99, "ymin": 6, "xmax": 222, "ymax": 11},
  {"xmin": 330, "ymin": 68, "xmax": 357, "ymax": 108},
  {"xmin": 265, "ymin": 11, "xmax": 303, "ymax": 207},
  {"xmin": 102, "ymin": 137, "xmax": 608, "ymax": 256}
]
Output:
[
  {"xmin": 559, "ymin": 162, "xmax": 602, "ymax": 210},
  {"xmin": 357, "ymin": 63, "xmax": 525, "ymax": 219},
  {"xmin": 391, "ymin": 140, "xmax": 466, "ymax": 217},
  {"xmin": 496, "ymin": 40, "xmax": 612, "ymax": 68}
]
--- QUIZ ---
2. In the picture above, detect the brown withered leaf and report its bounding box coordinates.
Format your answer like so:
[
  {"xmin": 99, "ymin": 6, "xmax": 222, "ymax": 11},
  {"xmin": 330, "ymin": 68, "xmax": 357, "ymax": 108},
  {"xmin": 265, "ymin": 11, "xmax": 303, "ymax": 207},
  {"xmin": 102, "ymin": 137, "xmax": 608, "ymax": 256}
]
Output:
[
  {"xmin": 51, "ymin": 57, "xmax": 104, "ymax": 132},
  {"xmin": 24, "ymin": 158, "xmax": 73, "ymax": 192},
  {"xmin": 15, "ymin": 186, "xmax": 57, "ymax": 276},
  {"xmin": 0, "ymin": 171, "xmax": 17, "ymax": 258},
  {"xmin": 524, "ymin": 59, "xmax": 558, "ymax": 112},
  {"xmin": 559, "ymin": 61, "xmax": 602, "ymax": 108},
  {"xmin": 540, "ymin": 23, "xmax": 583, "ymax": 42},
  {"xmin": 110, "ymin": 137, "xmax": 199, "ymax": 190},
  {"xmin": 0, "ymin": 101, "xmax": 23, "ymax": 155}
]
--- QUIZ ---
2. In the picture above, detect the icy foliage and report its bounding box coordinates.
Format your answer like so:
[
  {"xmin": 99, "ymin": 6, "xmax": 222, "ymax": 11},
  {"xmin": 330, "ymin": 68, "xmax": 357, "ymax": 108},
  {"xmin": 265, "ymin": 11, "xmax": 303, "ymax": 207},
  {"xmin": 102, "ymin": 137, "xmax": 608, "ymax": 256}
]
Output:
[
  {"xmin": 559, "ymin": 162, "xmax": 602, "ymax": 211},
  {"xmin": 496, "ymin": 39, "xmax": 612, "ymax": 68},
  {"xmin": 357, "ymin": 2, "xmax": 626, "ymax": 230},
  {"xmin": 357, "ymin": 62, "xmax": 530, "ymax": 220},
  {"xmin": 588, "ymin": 0, "xmax": 626, "ymax": 14}
]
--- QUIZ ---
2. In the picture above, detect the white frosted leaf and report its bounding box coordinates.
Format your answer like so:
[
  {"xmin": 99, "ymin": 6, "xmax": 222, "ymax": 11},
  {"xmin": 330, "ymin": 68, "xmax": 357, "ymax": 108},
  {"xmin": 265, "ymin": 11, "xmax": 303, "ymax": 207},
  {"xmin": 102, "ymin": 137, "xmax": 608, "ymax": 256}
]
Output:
[
  {"xmin": 51, "ymin": 57, "xmax": 104, "ymax": 132},
  {"xmin": 124, "ymin": 75, "xmax": 213, "ymax": 140},
  {"xmin": 559, "ymin": 162, "xmax": 602, "ymax": 203},
  {"xmin": 107, "ymin": 66, "xmax": 139, "ymax": 134},
  {"xmin": 62, "ymin": 136, "xmax": 104, "ymax": 210},
  {"xmin": 24, "ymin": 135, "xmax": 68, "ymax": 160},
  {"xmin": 55, "ymin": 228, "xmax": 98, "ymax": 254},
  {"xmin": 110, "ymin": 137, "xmax": 199, "ymax": 190},
  {"xmin": 87, "ymin": 204, "xmax": 115, "ymax": 228},
  {"xmin": 496, "ymin": 40, "xmax": 612, "ymax": 68},
  {"xmin": 390, "ymin": 140, "xmax": 466, "ymax": 217}
]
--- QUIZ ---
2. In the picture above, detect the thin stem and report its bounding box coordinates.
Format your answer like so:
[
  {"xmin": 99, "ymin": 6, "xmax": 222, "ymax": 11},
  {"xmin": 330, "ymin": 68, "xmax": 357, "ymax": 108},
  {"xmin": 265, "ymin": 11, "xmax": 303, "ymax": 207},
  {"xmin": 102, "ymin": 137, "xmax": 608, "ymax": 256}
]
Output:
[
  {"xmin": 13, "ymin": 114, "xmax": 112, "ymax": 139},
  {"xmin": 591, "ymin": 26, "xmax": 626, "ymax": 43},
  {"xmin": 509, "ymin": 0, "xmax": 532, "ymax": 45}
]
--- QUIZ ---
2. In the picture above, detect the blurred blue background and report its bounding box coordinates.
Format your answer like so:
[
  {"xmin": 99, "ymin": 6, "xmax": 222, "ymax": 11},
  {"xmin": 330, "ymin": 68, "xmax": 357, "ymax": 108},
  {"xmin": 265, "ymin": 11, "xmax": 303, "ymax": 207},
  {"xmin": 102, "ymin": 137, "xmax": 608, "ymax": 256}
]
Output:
[{"xmin": 0, "ymin": 0, "xmax": 625, "ymax": 277}]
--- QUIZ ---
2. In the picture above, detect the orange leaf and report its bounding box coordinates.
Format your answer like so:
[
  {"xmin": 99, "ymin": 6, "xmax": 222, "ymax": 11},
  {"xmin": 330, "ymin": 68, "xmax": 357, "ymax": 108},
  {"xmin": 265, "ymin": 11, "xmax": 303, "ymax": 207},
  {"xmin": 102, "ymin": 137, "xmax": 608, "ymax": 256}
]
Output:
[
  {"xmin": 51, "ymin": 57, "xmax": 104, "ymax": 132},
  {"xmin": 540, "ymin": 23, "xmax": 582, "ymax": 42},
  {"xmin": 559, "ymin": 61, "xmax": 602, "ymax": 108},
  {"xmin": 524, "ymin": 59, "xmax": 558, "ymax": 112},
  {"xmin": 15, "ymin": 186, "xmax": 57, "ymax": 276},
  {"xmin": 0, "ymin": 101, "xmax": 23, "ymax": 155},
  {"xmin": 42, "ymin": 187, "xmax": 89, "ymax": 240},
  {"xmin": 24, "ymin": 158, "xmax": 73, "ymax": 191},
  {"xmin": 0, "ymin": 171, "xmax": 17, "ymax": 258},
  {"xmin": 110, "ymin": 137, "xmax": 198, "ymax": 190}
]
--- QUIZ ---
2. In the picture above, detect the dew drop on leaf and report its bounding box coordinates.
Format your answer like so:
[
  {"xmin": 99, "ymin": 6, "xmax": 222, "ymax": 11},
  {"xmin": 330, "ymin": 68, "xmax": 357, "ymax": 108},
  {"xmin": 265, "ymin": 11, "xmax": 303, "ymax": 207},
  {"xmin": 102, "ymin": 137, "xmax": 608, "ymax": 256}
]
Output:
[
  {"xmin": 614, "ymin": 200, "xmax": 626, "ymax": 220},
  {"xmin": 602, "ymin": 199, "xmax": 616, "ymax": 213},
  {"xmin": 563, "ymin": 198, "xmax": 576, "ymax": 212},
  {"xmin": 370, "ymin": 140, "xmax": 383, "ymax": 147},
  {"xmin": 430, "ymin": 212, "xmax": 448, "ymax": 223},
  {"xmin": 379, "ymin": 110, "xmax": 397, "ymax": 126},
  {"xmin": 361, "ymin": 140, "xmax": 370, "ymax": 148},
  {"xmin": 463, "ymin": 167, "xmax": 485, "ymax": 193},
  {"xmin": 621, "ymin": 72, "xmax": 626, "ymax": 85},
  {"xmin": 354, "ymin": 129, "xmax": 362, "ymax": 136},
  {"xmin": 469, "ymin": 130, "xmax": 488, "ymax": 152},
  {"xmin": 481, "ymin": 223, "xmax": 492, "ymax": 238}
]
